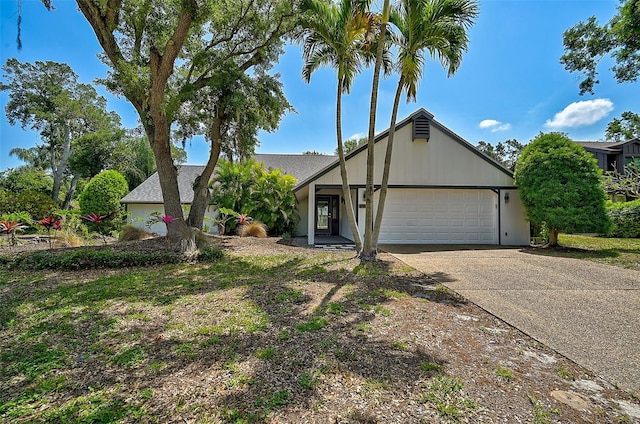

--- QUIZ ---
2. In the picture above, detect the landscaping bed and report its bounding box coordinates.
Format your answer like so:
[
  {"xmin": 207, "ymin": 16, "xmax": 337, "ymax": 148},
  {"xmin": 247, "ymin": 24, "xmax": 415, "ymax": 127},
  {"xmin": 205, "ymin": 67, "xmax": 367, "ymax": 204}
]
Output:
[{"xmin": 1, "ymin": 237, "xmax": 638, "ymax": 423}]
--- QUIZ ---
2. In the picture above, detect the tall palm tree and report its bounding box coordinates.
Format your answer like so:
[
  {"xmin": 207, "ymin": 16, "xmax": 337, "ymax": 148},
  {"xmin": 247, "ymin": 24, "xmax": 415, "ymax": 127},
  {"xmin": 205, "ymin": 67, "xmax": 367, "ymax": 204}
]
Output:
[
  {"xmin": 371, "ymin": 0, "xmax": 479, "ymax": 252},
  {"xmin": 299, "ymin": 0, "xmax": 376, "ymax": 251},
  {"xmin": 361, "ymin": 0, "xmax": 392, "ymax": 261}
]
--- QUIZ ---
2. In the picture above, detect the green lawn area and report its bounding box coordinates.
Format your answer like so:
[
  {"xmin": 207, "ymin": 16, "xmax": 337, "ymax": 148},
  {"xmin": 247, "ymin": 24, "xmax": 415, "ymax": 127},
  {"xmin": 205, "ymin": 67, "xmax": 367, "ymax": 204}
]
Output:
[
  {"xmin": 1, "ymin": 240, "xmax": 637, "ymax": 423},
  {"xmin": 556, "ymin": 234, "xmax": 640, "ymax": 270}
]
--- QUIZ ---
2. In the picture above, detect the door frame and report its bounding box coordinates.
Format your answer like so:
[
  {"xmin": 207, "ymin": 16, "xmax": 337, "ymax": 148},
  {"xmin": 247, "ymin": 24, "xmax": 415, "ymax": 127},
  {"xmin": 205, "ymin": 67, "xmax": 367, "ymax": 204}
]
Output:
[{"xmin": 315, "ymin": 195, "xmax": 340, "ymax": 236}]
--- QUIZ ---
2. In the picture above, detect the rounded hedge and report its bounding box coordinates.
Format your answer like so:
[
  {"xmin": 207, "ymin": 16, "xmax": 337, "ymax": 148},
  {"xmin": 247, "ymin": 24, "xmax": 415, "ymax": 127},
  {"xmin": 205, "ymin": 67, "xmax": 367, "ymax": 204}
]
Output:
[
  {"xmin": 78, "ymin": 170, "xmax": 129, "ymax": 216},
  {"xmin": 514, "ymin": 132, "xmax": 610, "ymax": 243},
  {"xmin": 607, "ymin": 199, "xmax": 640, "ymax": 238}
]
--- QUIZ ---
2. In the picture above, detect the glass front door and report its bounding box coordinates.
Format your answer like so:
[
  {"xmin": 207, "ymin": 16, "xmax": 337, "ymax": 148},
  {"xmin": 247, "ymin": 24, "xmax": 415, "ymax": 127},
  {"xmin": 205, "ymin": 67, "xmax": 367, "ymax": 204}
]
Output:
[{"xmin": 316, "ymin": 197, "xmax": 330, "ymax": 235}]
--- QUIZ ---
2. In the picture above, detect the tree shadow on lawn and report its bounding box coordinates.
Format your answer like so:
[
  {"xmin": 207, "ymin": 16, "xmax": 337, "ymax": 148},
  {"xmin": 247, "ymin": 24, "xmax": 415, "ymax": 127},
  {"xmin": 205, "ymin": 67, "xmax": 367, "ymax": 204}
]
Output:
[
  {"xmin": 0, "ymin": 252, "xmax": 461, "ymax": 422},
  {"xmin": 520, "ymin": 245, "xmax": 621, "ymax": 260}
]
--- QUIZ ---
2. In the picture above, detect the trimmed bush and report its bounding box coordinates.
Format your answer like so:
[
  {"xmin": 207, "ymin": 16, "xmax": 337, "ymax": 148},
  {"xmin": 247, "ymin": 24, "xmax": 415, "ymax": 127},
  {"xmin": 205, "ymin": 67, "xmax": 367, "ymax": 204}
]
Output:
[
  {"xmin": 78, "ymin": 170, "xmax": 129, "ymax": 233},
  {"xmin": 514, "ymin": 132, "xmax": 610, "ymax": 246},
  {"xmin": 607, "ymin": 199, "xmax": 640, "ymax": 238}
]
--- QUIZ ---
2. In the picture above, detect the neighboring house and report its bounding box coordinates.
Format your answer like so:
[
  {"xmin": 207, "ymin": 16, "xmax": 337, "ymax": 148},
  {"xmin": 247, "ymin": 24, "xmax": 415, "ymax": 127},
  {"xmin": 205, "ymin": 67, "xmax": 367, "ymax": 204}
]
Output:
[
  {"xmin": 121, "ymin": 154, "xmax": 336, "ymax": 235},
  {"xmin": 577, "ymin": 138, "xmax": 640, "ymax": 173},
  {"xmin": 294, "ymin": 108, "xmax": 530, "ymax": 246},
  {"xmin": 122, "ymin": 108, "xmax": 530, "ymax": 245}
]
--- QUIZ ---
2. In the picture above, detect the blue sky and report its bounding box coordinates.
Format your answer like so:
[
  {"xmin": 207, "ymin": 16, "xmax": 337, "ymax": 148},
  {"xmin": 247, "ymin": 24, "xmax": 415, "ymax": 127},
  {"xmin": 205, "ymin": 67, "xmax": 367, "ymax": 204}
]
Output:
[{"xmin": 1, "ymin": 0, "xmax": 637, "ymax": 172}]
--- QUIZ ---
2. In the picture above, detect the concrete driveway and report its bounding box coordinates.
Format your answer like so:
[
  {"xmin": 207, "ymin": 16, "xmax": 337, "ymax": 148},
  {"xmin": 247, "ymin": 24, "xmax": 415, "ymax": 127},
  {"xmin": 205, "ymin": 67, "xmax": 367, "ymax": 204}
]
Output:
[{"xmin": 383, "ymin": 245, "xmax": 640, "ymax": 394}]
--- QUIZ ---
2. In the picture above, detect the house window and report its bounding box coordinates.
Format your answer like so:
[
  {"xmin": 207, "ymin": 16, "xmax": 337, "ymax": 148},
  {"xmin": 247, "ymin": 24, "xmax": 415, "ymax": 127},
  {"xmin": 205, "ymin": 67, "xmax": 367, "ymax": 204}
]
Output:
[{"xmin": 624, "ymin": 156, "xmax": 640, "ymax": 168}]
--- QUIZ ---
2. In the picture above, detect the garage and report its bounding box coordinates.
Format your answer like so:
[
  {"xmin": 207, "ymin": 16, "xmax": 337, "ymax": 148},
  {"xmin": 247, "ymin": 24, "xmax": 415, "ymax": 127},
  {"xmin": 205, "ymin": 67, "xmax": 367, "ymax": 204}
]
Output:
[
  {"xmin": 378, "ymin": 188, "xmax": 497, "ymax": 244},
  {"xmin": 295, "ymin": 108, "xmax": 530, "ymax": 246}
]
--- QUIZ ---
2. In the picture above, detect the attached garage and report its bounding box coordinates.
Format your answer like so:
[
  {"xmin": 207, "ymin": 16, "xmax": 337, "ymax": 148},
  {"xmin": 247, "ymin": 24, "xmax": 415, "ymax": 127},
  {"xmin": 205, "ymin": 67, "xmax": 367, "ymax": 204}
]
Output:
[
  {"xmin": 378, "ymin": 189, "xmax": 497, "ymax": 244},
  {"xmin": 294, "ymin": 108, "xmax": 531, "ymax": 246}
]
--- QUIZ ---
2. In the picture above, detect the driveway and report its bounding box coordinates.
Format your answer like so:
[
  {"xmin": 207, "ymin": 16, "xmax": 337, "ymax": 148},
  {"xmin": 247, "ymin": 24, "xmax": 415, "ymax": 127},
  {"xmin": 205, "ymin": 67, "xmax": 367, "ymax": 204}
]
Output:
[{"xmin": 383, "ymin": 245, "xmax": 640, "ymax": 394}]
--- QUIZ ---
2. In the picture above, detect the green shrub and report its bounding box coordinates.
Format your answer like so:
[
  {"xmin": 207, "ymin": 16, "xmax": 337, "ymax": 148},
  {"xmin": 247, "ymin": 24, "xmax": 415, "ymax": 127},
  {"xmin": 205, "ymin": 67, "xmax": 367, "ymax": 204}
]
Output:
[
  {"xmin": 78, "ymin": 170, "xmax": 129, "ymax": 233},
  {"xmin": 514, "ymin": 132, "xmax": 610, "ymax": 245},
  {"xmin": 211, "ymin": 159, "xmax": 299, "ymax": 236},
  {"xmin": 0, "ymin": 245, "xmax": 224, "ymax": 271},
  {"xmin": 198, "ymin": 246, "xmax": 224, "ymax": 262},
  {"xmin": 0, "ymin": 189, "xmax": 58, "ymax": 219},
  {"xmin": 607, "ymin": 199, "xmax": 640, "ymax": 238}
]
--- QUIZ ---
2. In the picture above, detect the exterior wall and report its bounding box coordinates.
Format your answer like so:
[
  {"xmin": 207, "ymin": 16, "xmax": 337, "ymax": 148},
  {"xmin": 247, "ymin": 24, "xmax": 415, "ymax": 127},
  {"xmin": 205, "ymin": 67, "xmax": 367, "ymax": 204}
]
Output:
[
  {"xmin": 125, "ymin": 203, "xmax": 219, "ymax": 235},
  {"xmin": 298, "ymin": 113, "xmax": 530, "ymax": 245},
  {"xmin": 296, "ymin": 197, "xmax": 309, "ymax": 237},
  {"xmin": 313, "ymin": 124, "xmax": 515, "ymax": 187},
  {"xmin": 500, "ymin": 189, "xmax": 530, "ymax": 246}
]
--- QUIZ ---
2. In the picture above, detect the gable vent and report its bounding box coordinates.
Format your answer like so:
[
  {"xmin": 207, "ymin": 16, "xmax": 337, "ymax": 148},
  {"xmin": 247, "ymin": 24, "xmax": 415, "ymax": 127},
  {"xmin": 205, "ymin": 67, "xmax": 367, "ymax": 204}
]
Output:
[{"xmin": 413, "ymin": 115, "xmax": 430, "ymax": 142}]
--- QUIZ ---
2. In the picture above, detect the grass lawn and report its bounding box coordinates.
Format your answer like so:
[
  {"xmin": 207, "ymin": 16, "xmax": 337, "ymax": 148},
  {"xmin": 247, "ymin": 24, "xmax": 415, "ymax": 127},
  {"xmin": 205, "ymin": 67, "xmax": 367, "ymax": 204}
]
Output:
[
  {"xmin": 1, "ymin": 238, "xmax": 637, "ymax": 423},
  {"xmin": 556, "ymin": 234, "xmax": 640, "ymax": 270}
]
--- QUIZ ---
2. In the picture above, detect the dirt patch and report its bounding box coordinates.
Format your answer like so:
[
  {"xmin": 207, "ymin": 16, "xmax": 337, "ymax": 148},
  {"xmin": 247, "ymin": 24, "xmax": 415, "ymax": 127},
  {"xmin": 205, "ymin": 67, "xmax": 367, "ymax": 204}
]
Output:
[{"xmin": 1, "ymin": 236, "xmax": 638, "ymax": 423}]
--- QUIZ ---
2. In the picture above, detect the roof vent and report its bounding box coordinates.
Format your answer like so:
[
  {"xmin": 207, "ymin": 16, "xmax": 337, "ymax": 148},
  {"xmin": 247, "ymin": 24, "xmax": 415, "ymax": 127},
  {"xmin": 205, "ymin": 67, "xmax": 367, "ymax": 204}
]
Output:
[{"xmin": 413, "ymin": 115, "xmax": 430, "ymax": 142}]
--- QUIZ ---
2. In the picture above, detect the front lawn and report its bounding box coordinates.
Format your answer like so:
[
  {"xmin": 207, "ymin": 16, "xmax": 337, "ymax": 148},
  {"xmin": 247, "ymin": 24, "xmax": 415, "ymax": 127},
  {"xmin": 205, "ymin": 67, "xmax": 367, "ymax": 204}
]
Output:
[
  {"xmin": 1, "ymin": 238, "xmax": 637, "ymax": 423},
  {"xmin": 557, "ymin": 234, "xmax": 640, "ymax": 270}
]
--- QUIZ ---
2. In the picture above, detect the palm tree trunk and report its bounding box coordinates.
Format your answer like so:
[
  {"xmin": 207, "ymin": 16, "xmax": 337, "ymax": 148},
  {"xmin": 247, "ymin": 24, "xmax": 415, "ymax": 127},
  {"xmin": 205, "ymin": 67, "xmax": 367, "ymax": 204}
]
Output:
[
  {"xmin": 372, "ymin": 75, "xmax": 404, "ymax": 250},
  {"xmin": 361, "ymin": 0, "xmax": 390, "ymax": 261},
  {"xmin": 336, "ymin": 79, "xmax": 362, "ymax": 251}
]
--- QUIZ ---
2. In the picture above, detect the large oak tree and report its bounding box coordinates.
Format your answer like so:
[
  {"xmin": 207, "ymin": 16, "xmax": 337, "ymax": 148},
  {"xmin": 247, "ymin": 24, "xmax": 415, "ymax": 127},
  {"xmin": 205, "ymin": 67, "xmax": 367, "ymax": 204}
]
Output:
[{"xmin": 39, "ymin": 0, "xmax": 296, "ymax": 247}]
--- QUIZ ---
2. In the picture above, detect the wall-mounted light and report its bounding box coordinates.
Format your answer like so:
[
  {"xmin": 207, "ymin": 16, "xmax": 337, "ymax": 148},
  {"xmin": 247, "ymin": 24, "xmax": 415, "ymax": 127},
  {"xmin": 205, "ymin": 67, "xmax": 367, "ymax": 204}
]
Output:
[
  {"xmin": 362, "ymin": 191, "xmax": 366, "ymax": 200},
  {"xmin": 504, "ymin": 192, "xmax": 509, "ymax": 204},
  {"xmin": 341, "ymin": 196, "xmax": 345, "ymax": 204}
]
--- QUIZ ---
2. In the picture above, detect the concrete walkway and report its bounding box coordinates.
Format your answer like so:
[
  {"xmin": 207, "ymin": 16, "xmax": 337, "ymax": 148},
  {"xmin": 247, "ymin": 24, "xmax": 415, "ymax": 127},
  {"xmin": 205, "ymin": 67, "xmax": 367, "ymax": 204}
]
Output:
[{"xmin": 383, "ymin": 246, "xmax": 640, "ymax": 394}]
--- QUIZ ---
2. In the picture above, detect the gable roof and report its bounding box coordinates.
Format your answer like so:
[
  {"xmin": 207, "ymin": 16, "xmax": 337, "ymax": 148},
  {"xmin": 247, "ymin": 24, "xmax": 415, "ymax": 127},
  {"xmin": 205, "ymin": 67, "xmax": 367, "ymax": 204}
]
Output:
[
  {"xmin": 293, "ymin": 108, "xmax": 514, "ymax": 192},
  {"xmin": 121, "ymin": 153, "xmax": 337, "ymax": 204}
]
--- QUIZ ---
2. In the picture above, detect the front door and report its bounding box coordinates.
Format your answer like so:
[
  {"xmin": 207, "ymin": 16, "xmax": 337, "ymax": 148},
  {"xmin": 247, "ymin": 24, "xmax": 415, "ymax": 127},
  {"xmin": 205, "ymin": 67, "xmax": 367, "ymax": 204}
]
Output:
[{"xmin": 315, "ymin": 195, "xmax": 340, "ymax": 236}]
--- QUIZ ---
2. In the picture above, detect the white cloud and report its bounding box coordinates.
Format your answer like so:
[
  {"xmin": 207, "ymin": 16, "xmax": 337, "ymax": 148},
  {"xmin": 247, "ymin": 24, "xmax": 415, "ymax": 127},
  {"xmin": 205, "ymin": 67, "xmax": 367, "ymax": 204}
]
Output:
[
  {"xmin": 479, "ymin": 120, "xmax": 511, "ymax": 132},
  {"xmin": 545, "ymin": 99, "xmax": 614, "ymax": 129},
  {"xmin": 347, "ymin": 132, "xmax": 365, "ymax": 141}
]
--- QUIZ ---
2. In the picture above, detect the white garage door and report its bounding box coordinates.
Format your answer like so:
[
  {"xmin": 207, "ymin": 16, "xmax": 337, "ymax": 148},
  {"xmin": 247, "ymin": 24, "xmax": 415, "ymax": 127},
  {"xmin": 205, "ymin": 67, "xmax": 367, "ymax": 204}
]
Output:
[{"xmin": 379, "ymin": 189, "xmax": 497, "ymax": 244}]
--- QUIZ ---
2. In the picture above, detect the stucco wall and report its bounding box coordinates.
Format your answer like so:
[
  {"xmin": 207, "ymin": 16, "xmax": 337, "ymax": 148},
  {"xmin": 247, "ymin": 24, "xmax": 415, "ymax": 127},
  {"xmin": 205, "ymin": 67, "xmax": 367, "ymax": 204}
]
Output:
[{"xmin": 125, "ymin": 204, "xmax": 219, "ymax": 235}]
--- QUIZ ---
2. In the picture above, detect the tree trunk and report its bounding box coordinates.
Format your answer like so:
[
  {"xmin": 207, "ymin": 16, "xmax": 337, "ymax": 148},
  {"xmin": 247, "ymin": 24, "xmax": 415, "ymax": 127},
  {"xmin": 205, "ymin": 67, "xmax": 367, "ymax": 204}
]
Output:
[
  {"xmin": 548, "ymin": 228, "xmax": 560, "ymax": 247},
  {"xmin": 62, "ymin": 173, "xmax": 80, "ymax": 210},
  {"xmin": 147, "ymin": 118, "xmax": 192, "ymax": 247},
  {"xmin": 336, "ymin": 80, "xmax": 362, "ymax": 252},
  {"xmin": 361, "ymin": 0, "xmax": 389, "ymax": 262},
  {"xmin": 51, "ymin": 121, "xmax": 73, "ymax": 205},
  {"xmin": 372, "ymin": 76, "xmax": 404, "ymax": 251},
  {"xmin": 187, "ymin": 113, "xmax": 224, "ymax": 230}
]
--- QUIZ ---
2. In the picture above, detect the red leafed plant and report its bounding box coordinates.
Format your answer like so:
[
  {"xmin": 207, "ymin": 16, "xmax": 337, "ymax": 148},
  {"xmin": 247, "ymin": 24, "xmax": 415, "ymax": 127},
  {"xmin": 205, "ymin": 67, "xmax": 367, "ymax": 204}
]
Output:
[
  {"xmin": 38, "ymin": 216, "xmax": 62, "ymax": 249},
  {"xmin": 159, "ymin": 214, "xmax": 177, "ymax": 225},
  {"xmin": 1, "ymin": 219, "xmax": 29, "ymax": 247},
  {"xmin": 81, "ymin": 211, "xmax": 117, "ymax": 244},
  {"xmin": 236, "ymin": 213, "xmax": 252, "ymax": 226}
]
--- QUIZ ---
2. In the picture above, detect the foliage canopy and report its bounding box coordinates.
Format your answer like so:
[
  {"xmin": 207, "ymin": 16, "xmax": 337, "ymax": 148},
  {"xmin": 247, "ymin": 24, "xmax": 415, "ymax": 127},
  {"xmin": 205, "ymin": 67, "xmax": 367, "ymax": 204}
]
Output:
[
  {"xmin": 560, "ymin": 0, "xmax": 640, "ymax": 94},
  {"xmin": 514, "ymin": 132, "xmax": 610, "ymax": 245},
  {"xmin": 210, "ymin": 159, "xmax": 299, "ymax": 236}
]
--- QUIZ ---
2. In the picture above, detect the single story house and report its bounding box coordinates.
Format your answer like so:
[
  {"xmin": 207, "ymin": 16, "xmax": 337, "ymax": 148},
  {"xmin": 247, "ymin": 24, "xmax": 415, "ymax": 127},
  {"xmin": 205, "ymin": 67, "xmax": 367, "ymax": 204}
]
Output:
[
  {"xmin": 577, "ymin": 138, "xmax": 640, "ymax": 173},
  {"xmin": 121, "ymin": 154, "xmax": 336, "ymax": 234},
  {"xmin": 122, "ymin": 108, "xmax": 530, "ymax": 245}
]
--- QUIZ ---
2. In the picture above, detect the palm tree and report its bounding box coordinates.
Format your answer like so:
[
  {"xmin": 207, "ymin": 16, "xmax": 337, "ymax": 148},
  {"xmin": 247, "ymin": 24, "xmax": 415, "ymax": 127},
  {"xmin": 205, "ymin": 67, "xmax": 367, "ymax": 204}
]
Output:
[
  {"xmin": 299, "ymin": 0, "xmax": 377, "ymax": 252},
  {"xmin": 371, "ymin": 0, "xmax": 479, "ymax": 252}
]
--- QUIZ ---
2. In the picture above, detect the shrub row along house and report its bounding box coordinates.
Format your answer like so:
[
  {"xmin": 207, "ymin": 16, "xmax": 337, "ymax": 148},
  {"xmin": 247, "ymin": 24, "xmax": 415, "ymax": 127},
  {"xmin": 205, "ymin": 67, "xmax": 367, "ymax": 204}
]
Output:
[{"xmin": 122, "ymin": 109, "xmax": 531, "ymax": 246}]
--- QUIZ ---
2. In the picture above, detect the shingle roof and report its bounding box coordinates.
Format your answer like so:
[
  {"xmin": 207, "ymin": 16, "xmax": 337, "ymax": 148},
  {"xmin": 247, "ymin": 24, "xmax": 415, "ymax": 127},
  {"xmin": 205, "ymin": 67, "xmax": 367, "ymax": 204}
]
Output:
[
  {"xmin": 575, "ymin": 141, "xmax": 624, "ymax": 152},
  {"xmin": 121, "ymin": 153, "xmax": 337, "ymax": 204}
]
